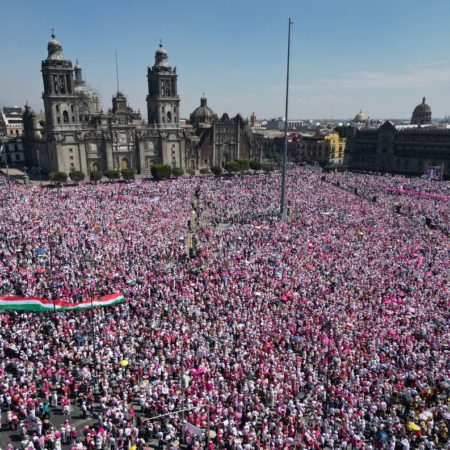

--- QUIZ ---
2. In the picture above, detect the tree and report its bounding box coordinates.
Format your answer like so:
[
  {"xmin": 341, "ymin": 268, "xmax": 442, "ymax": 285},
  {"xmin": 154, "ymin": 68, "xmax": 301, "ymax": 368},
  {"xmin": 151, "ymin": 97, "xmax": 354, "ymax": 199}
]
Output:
[
  {"xmin": 224, "ymin": 160, "xmax": 241, "ymax": 173},
  {"xmin": 186, "ymin": 168, "xmax": 195, "ymax": 176},
  {"xmin": 199, "ymin": 167, "xmax": 210, "ymax": 175},
  {"xmin": 121, "ymin": 168, "xmax": 136, "ymax": 181},
  {"xmin": 90, "ymin": 171, "xmax": 102, "ymax": 182},
  {"xmin": 151, "ymin": 164, "xmax": 172, "ymax": 180},
  {"xmin": 210, "ymin": 165, "xmax": 223, "ymax": 176},
  {"xmin": 249, "ymin": 160, "xmax": 262, "ymax": 171},
  {"xmin": 235, "ymin": 159, "xmax": 250, "ymax": 171},
  {"xmin": 105, "ymin": 169, "xmax": 121, "ymax": 180},
  {"xmin": 261, "ymin": 163, "xmax": 275, "ymax": 173},
  {"xmin": 172, "ymin": 167, "xmax": 184, "ymax": 178},
  {"xmin": 69, "ymin": 170, "xmax": 85, "ymax": 182},
  {"xmin": 49, "ymin": 171, "xmax": 68, "ymax": 184}
]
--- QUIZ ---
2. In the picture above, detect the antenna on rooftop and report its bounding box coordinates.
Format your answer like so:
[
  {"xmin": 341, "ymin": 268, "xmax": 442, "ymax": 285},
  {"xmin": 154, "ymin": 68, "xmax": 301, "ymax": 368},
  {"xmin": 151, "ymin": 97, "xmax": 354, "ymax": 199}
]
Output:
[{"xmin": 115, "ymin": 51, "xmax": 120, "ymax": 93}]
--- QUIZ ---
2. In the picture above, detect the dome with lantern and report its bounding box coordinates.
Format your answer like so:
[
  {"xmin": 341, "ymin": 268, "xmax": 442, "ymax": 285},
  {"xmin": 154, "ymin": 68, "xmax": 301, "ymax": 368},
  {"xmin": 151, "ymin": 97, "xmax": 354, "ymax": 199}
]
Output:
[
  {"xmin": 47, "ymin": 31, "xmax": 66, "ymax": 61},
  {"xmin": 411, "ymin": 97, "xmax": 432, "ymax": 125},
  {"xmin": 153, "ymin": 42, "xmax": 171, "ymax": 70},
  {"xmin": 353, "ymin": 110, "xmax": 368, "ymax": 123},
  {"xmin": 190, "ymin": 96, "xmax": 216, "ymax": 127}
]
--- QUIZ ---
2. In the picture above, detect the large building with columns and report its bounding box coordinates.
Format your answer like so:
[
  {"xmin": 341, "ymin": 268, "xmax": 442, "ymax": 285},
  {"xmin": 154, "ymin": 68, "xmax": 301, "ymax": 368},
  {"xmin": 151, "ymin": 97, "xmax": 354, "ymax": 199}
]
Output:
[{"xmin": 23, "ymin": 33, "xmax": 186, "ymax": 175}]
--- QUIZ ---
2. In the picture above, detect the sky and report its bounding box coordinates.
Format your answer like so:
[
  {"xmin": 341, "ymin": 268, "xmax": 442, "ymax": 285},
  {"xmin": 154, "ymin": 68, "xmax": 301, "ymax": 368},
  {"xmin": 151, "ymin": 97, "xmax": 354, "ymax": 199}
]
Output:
[{"xmin": 1, "ymin": 0, "xmax": 450, "ymax": 120}]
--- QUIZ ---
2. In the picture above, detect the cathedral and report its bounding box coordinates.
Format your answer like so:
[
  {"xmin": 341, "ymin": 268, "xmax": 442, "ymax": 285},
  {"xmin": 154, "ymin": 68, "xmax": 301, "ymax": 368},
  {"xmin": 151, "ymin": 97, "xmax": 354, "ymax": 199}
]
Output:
[
  {"xmin": 23, "ymin": 33, "xmax": 186, "ymax": 175},
  {"xmin": 23, "ymin": 33, "xmax": 261, "ymax": 176}
]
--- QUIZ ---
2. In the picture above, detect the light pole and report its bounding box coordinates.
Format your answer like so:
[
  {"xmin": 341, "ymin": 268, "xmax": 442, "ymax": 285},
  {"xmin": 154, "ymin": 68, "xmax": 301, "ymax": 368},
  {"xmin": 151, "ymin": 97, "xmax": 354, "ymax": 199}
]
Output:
[
  {"xmin": 36, "ymin": 148, "xmax": 42, "ymax": 186},
  {"xmin": 0, "ymin": 140, "xmax": 11, "ymax": 194},
  {"xmin": 280, "ymin": 18, "xmax": 293, "ymax": 221}
]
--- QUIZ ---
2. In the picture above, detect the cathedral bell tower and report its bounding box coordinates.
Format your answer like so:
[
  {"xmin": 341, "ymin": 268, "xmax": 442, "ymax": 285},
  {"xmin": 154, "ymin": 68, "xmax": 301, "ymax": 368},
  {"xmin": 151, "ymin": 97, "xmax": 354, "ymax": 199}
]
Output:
[
  {"xmin": 41, "ymin": 31, "xmax": 79, "ymax": 138},
  {"xmin": 146, "ymin": 42, "xmax": 180, "ymax": 127}
]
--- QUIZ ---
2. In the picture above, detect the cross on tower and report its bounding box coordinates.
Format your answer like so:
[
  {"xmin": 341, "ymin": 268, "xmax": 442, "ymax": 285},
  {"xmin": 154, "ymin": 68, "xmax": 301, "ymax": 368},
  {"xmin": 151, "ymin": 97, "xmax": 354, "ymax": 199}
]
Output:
[{"xmin": 51, "ymin": 28, "xmax": 55, "ymax": 38}]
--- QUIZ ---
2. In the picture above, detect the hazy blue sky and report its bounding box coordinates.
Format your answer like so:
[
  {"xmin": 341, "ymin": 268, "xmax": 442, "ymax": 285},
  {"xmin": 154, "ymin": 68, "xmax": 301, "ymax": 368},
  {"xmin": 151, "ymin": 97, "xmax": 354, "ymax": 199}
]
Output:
[{"xmin": 1, "ymin": 0, "xmax": 450, "ymax": 120}]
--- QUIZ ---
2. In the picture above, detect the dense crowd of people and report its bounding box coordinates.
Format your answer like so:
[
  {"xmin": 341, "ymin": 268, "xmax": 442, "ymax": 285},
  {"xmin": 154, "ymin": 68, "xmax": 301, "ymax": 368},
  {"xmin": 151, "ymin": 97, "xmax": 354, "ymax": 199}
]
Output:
[{"xmin": 0, "ymin": 168, "xmax": 449, "ymax": 449}]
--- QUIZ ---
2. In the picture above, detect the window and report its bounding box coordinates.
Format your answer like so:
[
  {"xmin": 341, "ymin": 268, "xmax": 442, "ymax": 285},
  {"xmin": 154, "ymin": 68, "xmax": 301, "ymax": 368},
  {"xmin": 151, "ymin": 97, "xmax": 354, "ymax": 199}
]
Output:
[
  {"xmin": 70, "ymin": 156, "xmax": 74, "ymax": 160},
  {"xmin": 56, "ymin": 105, "xmax": 60, "ymax": 113},
  {"xmin": 63, "ymin": 111, "xmax": 69, "ymax": 123},
  {"xmin": 15, "ymin": 154, "xmax": 20, "ymax": 161},
  {"xmin": 167, "ymin": 111, "xmax": 172, "ymax": 122},
  {"xmin": 69, "ymin": 148, "xmax": 73, "ymax": 152},
  {"xmin": 57, "ymin": 117, "xmax": 61, "ymax": 124},
  {"xmin": 72, "ymin": 116, "xmax": 75, "ymax": 122},
  {"xmin": 71, "ymin": 105, "xmax": 74, "ymax": 112}
]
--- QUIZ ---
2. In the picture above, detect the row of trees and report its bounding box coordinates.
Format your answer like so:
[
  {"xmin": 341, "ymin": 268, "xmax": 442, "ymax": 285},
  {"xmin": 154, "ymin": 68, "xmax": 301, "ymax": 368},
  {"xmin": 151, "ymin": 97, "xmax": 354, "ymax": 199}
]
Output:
[
  {"xmin": 49, "ymin": 160, "xmax": 275, "ymax": 184},
  {"xmin": 49, "ymin": 168, "xmax": 136, "ymax": 184},
  {"xmin": 150, "ymin": 160, "xmax": 275, "ymax": 180}
]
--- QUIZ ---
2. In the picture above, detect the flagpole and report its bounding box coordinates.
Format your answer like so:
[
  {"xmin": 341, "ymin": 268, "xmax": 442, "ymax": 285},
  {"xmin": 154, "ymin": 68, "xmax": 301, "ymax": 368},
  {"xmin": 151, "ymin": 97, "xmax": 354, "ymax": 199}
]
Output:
[
  {"xmin": 90, "ymin": 291, "xmax": 98, "ymax": 383},
  {"xmin": 280, "ymin": 18, "xmax": 293, "ymax": 221}
]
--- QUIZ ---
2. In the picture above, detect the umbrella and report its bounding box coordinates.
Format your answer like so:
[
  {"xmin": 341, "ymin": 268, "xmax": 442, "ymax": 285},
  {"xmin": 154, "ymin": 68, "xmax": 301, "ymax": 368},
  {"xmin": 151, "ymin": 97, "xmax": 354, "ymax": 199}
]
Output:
[
  {"xmin": 406, "ymin": 422, "xmax": 421, "ymax": 431},
  {"xmin": 128, "ymin": 280, "xmax": 136, "ymax": 286},
  {"xmin": 120, "ymin": 360, "xmax": 129, "ymax": 367},
  {"xmin": 36, "ymin": 247, "xmax": 47, "ymax": 255},
  {"xmin": 443, "ymin": 412, "xmax": 450, "ymax": 420}
]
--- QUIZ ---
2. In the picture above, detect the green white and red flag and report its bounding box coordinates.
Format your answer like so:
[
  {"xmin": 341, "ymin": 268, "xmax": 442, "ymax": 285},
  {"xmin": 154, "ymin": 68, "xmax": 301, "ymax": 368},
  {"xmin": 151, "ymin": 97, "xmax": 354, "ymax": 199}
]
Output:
[{"xmin": 0, "ymin": 293, "xmax": 125, "ymax": 312}]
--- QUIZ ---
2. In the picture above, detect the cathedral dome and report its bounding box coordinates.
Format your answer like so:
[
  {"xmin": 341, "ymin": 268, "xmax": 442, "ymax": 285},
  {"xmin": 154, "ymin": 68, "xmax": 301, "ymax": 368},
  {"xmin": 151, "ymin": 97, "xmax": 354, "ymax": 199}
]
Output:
[
  {"xmin": 353, "ymin": 110, "xmax": 368, "ymax": 122},
  {"xmin": 190, "ymin": 96, "xmax": 216, "ymax": 126},
  {"xmin": 47, "ymin": 32, "xmax": 65, "ymax": 61},
  {"xmin": 411, "ymin": 97, "xmax": 432, "ymax": 125}
]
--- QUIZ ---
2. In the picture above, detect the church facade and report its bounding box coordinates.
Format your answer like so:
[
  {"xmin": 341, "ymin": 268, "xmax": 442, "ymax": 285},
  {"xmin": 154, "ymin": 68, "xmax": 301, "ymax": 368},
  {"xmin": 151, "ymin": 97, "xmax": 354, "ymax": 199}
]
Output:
[{"xmin": 23, "ymin": 34, "xmax": 186, "ymax": 175}]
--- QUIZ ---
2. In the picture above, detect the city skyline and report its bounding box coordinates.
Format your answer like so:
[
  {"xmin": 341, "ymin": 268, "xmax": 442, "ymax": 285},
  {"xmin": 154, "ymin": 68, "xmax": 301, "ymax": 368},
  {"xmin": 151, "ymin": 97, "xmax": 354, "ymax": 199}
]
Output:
[{"xmin": 1, "ymin": 0, "xmax": 450, "ymax": 120}]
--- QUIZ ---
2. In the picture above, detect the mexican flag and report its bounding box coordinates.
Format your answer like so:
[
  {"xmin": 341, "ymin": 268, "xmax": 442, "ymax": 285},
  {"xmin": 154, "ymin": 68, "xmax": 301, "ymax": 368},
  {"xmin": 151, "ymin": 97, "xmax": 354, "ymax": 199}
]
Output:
[{"xmin": 0, "ymin": 293, "xmax": 125, "ymax": 312}]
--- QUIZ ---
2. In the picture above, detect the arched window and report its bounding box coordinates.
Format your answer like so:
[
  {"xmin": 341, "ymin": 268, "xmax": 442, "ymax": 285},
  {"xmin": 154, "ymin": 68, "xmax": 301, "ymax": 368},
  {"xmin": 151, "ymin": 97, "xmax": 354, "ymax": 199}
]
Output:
[
  {"xmin": 91, "ymin": 162, "xmax": 100, "ymax": 173},
  {"xmin": 167, "ymin": 111, "xmax": 172, "ymax": 122},
  {"xmin": 63, "ymin": 111, "xmax": 69, "ymax": 123}
]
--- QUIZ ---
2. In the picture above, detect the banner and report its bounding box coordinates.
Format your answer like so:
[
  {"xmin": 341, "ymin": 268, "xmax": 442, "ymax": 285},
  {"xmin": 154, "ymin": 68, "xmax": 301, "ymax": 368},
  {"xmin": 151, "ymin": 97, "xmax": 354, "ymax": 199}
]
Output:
[
  {"xmin": 0, "ymin": 293, "xmax": 125, "ymax": 312},
  {"xmin": 184, "ymin": 421, "xmax": 204, "ymax": 436}
]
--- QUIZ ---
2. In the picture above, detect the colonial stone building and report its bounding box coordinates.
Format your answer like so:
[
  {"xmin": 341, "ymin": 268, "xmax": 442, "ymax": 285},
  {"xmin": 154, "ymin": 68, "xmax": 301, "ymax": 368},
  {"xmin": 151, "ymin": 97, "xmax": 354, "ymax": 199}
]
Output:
[
  {"xmin": 23, "ymin": 33, "xmax": 186, "ymax": 175},
  {"xmin": 184, "ymin": 96, "xmax": 260, "ymax": 169},
  {"xmin": 348, "ymin": 121, "xmax": 449, "ymax": 177}
]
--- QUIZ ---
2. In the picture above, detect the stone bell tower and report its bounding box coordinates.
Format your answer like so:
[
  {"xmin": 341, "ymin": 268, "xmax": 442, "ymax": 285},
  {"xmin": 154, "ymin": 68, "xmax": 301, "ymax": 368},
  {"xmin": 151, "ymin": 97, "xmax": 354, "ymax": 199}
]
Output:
[
  {"xmin": 146, "ymin": 41, "xmax": 180, "ymax": 127},
  {"xmin": 41, "ymin": 31, "xmax": 79, "ymax": 138},
  {"xmin": 145, "ymin": 41, "xmax": 185, "ymax": 168}
]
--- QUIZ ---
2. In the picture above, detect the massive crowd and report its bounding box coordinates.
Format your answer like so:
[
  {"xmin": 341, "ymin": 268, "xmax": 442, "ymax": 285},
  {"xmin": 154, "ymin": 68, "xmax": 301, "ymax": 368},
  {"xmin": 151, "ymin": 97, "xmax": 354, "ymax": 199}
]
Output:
[{"xmin": 0, "ymin": 168, "xmax": 449, "ymax": 450}]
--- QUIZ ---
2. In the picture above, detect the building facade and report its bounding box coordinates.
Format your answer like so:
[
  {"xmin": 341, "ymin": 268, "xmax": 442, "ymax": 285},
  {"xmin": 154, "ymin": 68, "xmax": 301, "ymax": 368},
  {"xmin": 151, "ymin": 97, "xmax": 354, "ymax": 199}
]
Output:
[
  {"xmin": 0, "ymin": 107, "xmax": 26, "ymax": 166},
  {"xmin": 348, "ymin": 121, "xmax": 450, "ymax": 177},
  {"xmin": 23, "ymin": 34, "xmax": 186, "ymax": 175},
  {"xmin": 185, "ymin": 96, "xmax": 261, "ymax": 169},
  {"xmin": 0, "ymin": 107, "xmax": 24, "ymax": 138}
]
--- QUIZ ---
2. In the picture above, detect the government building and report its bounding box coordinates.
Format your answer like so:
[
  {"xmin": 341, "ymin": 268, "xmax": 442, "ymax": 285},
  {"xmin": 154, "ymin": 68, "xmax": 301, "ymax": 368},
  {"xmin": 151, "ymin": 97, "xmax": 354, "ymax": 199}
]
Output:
[
  {"xmin": 23, "ymin": 33, "xmax": 260, "ymax": 175},
  {"xmin": 347, "ymin": 98, "xmax": 450, "ymax": 178}
]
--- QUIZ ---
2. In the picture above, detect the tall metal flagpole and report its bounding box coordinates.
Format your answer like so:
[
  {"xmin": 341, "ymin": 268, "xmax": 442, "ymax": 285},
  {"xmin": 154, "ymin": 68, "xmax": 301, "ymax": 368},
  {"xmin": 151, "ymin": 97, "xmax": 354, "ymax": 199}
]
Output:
[{"xmin": 280, "ymin": 18, "xmax": 293, "ymax": 221}]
